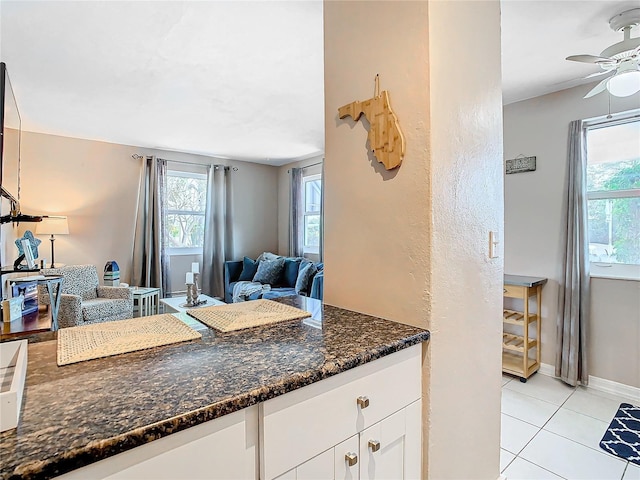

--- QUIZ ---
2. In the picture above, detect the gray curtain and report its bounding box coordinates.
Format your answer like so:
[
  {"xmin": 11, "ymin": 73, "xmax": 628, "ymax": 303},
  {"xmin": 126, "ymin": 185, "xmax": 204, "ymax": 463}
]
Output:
[
  {"xmin": 556, "ymin": 120, "xmax": 590, "ymax": 387},
  {"xmin": 131, "ymin": 156, "xmax": 170, "ymax": 297},
  {"xmin": 289, "ymin": 167, "xmax": 304, "ymax": 257},
  {"xmin": 202, "ymin": 165, "xmax": 233, "ymax": 298}
]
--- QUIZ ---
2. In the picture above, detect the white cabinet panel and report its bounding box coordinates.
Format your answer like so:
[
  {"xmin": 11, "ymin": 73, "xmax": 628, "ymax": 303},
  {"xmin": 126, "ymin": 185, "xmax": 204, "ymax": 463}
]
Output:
[
  {"xmin": 404, "ymin": 400, "xmax": 421, "ymax": 480},
  {"xmin": 277, "ymin": 435, "xmax": 360, "ymax": 480},
  {"xmin": 296, "ymin": 448, "xmax": 335, "ymax": 480},
  {"xmin": 274, "ymin": 403, "xmax": 420, "ymax": 480},
  {"xmin": 274, "ymin": 470, "xmax": 296, "ymax": 480},
  {"xmin": 360, "ymin": 409, "xmax": 407, "ymax": 480},
  {"xmin": 335, "ymin": 435, "xmax": 359, "ymax": 480},
  {"xmin": 57, "ymin": 407, "xmax": 258, "ymax": 480}
]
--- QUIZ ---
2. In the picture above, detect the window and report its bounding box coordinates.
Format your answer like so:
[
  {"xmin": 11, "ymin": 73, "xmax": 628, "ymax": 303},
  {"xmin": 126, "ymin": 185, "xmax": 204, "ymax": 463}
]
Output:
[
  {"xmin": 585, "ymin": 115, "xmax": 640, "ymax": 277},
  {"xmin": 302, "ymin": 174, "xmax": 322, "ymax": 254},
  {"xmin": 165, "ymin": 170, "xmax": 207, "ymax": 254}
]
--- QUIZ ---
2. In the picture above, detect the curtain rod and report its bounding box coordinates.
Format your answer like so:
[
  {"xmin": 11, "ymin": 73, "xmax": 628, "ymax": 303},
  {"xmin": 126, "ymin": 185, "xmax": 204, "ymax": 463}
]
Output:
[
  {"xmin": 583, "ymin": 112, "xmax": 640, "ymax": 129},
  {"xmin": 131, "ymin": 154, "xmax": 238, "ymax": 171},
  {"xmin": 287, "ymin": 161, "xmax": 324, "ymax": 173}
]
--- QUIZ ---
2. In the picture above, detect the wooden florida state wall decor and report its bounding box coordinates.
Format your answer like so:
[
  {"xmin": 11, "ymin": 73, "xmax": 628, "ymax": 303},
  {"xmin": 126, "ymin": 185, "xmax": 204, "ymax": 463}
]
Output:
[{"xmin": 338, "ymin": 75, "xmax": 405, "ymax": 170}]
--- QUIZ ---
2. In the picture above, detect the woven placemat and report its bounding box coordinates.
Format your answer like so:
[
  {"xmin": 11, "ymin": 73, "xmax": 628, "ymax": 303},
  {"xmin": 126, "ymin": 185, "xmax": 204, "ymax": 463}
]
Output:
[
  {"xmin": 187, "ymin": 299, "xmax": 311, "ymax": 333},
  {"xmin": 57, "ymin": 314, "xmax": 201, "ymax": 366}
]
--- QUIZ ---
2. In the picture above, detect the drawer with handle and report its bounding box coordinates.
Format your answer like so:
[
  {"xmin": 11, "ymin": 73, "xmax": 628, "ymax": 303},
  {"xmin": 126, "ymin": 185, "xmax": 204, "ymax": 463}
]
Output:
[
  {"xmin": 260, "ymin": 344, "xmax": 421, "ymax": 480},
  {"xmin": 503, "ymin": 284, "xmax": 525, "ymax": 298}
]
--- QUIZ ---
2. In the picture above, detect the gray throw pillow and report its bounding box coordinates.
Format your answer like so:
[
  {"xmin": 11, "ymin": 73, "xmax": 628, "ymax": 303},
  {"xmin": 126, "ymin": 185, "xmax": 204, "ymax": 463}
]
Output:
[
  {"xmin": 295, "ymin": 262, "xmax": 318, "ymax": 295},
  {"xmin": 253, "ymin": 257, "xmax": 286, "ymax": 285}
]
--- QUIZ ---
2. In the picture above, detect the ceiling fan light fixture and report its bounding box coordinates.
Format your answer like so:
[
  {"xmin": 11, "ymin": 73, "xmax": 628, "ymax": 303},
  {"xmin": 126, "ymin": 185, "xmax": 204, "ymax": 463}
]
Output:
[{"xmin": 607, "ymin": 70, "xmax": 640, "ymax": 97}]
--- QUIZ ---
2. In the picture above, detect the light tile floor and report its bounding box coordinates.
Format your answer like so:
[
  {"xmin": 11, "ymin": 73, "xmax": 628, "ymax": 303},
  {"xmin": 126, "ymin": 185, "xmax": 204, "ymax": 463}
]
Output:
[{"xmin": 501, "ymin": 373, "xmax": 640, "ymax": 480}]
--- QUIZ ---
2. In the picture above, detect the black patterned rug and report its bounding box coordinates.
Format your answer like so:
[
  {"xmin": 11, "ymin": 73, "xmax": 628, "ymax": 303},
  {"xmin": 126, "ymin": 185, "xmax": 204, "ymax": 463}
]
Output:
[{"xmin": 599, "ymin": 403, "xmax": 640, "ymax": 465}]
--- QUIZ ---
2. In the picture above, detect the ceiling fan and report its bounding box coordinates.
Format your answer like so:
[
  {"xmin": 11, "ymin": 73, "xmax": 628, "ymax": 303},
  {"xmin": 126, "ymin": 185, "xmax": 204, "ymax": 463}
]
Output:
[{"xmin": 566, "ymin": 8, "xmax": 640, "ymax": 98}]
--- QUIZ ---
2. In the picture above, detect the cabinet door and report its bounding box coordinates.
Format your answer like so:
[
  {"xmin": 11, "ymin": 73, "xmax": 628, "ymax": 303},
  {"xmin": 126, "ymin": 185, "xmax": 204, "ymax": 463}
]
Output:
[
  {"xmin": 275, "ymin": 435, "xmax": 360, "ymax": 480},
  {"xmin": 335, "ymin": 435, "xmax": 359, "ymax": 480},
  {"xmin": 360, "ymin": 409, "xmax": 405, "ymax": 480},
  {"xmin": 296, "ymin": 448, "xmax": 335, "ymax": 479},
  {"xmin": 274, "ymin": 471, "xmax": 296, "ymax": 480},
  {"xmin": 359, "ymin": 403, "xmax": 421, "ymax": 480},
  {"xmin": 404, "ymin": 400, "xmax": 421, "ymax": 480}
]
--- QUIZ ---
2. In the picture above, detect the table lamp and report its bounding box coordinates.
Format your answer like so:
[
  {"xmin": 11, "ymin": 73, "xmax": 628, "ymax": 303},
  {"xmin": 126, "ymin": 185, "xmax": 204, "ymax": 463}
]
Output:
[{"xmin": 35, "ymin": 216, "xmax": 69, "ymax": 268}]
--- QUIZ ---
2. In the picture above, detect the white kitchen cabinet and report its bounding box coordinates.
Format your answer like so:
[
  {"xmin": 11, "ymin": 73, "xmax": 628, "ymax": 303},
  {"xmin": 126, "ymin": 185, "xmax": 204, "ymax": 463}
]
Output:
[
  {"xmin": 57, "ymin": 406, "xmax": 259, "ymax": 480},
  {"xmin": 273, "ymin": 400, "xmax": 421, "ymax": 480},
  {"xmin": 261, "ymin": 344, "xmax": 422, "ymax": 480},
  {"xmin": 55, "ymin": 345, "xmax": 422, "ymax": 480},
  {"xmin": 295, "ymin": 448, "xmax": 335, "ymax": 479},
  {"xmin": 334, "ymin": 435, "xmax": 360, "ymax": 480},
  {"xmin": 275, "ymin": 435, "xmax": 360, "ymax": 480},
  {"xmin": 359, "ymin": 400, "xmax": 421, "ymax": 480}
]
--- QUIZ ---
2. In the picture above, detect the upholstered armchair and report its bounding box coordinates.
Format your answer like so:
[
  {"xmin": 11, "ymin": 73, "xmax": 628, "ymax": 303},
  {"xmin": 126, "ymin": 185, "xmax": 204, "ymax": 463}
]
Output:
[{"xmin": 38, "ymin": 265, "xmax": 133, "ymax": 328}]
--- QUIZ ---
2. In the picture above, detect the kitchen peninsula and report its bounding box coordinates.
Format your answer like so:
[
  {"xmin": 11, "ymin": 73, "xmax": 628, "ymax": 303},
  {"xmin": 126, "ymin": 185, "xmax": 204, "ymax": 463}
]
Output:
[{"xmin": 0, "ymin": 296, "xmax": 429, "ymax": 480}]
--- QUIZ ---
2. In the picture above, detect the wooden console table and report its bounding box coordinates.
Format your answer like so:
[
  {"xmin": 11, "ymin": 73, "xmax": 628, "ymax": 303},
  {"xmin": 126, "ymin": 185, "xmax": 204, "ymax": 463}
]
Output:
[
  {"xmin": 1, "ymin": 307, "xmax": 51, "ymax": 341},
  {"xmin": 503, "ymin": 274, "xmax": 547, "ymax": 382}
]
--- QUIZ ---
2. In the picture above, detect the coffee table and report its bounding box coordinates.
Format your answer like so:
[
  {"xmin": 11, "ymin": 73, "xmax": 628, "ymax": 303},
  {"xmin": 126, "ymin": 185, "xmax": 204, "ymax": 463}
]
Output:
[{"xmin": 160, "ymin": 294, "xmax": 225, "ymax": 314}]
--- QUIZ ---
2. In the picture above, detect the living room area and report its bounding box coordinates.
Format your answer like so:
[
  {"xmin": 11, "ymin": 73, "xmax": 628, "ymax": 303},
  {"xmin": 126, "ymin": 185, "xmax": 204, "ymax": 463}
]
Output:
[{"xmin": 0, "ymin": 135, "xmax": 326, "ymax": 333}]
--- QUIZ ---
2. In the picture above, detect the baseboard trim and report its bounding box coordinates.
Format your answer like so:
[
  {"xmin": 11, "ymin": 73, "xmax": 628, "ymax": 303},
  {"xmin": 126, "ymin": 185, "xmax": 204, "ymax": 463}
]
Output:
[
  {"xmin": 539, "ymin": 362, "xmax": 640, "ymax": 401},
  {"xmin": 588, "ymin": 375, "xmax": 640, "ymax": 402},
  {"xmin": 538, "ymin": 362, "xmax": 555, "ymax": 377}
]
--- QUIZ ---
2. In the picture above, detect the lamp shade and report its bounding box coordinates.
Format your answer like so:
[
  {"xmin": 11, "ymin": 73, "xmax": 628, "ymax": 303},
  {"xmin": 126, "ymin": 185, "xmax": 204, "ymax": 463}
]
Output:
[{"xmin": 36, "ymin": 216, "xmax": 69, "ymax": 235}]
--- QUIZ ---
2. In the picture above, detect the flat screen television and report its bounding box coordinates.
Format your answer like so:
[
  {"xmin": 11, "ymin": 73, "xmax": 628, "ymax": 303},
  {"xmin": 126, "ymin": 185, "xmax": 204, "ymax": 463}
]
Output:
[{"xmin": 0, "ymin": 62, "xmax": 21, "ymax": 205}]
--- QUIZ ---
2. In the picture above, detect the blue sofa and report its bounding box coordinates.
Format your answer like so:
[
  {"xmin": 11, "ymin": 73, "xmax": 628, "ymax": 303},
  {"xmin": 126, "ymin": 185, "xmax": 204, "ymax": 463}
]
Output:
[{"xmin": 224, "ymin": 257, "xmax": 323, "ymax": 303}]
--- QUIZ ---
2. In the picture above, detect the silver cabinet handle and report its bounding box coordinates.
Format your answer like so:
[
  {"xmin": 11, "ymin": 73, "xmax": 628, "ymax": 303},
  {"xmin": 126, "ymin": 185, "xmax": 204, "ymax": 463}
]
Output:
[
  {"xmin": 345, "ymin": 452, "xmax": 358, "ymax": 466},
  {"xmin": 368, "ymin": 440, "xmax": 381, "ymax": 452},
  {"xmin": 357, "ymin": 395, "xmax": 370, "ymax": 408}
]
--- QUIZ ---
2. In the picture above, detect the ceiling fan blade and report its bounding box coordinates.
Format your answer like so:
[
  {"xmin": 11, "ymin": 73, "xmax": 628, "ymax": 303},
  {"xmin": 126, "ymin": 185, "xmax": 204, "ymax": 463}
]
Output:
[
  {"xmin": 566, "ymin": 54, "xmax": 615, "ymax": 64},
  {"xmin": 584, "ymin": 76, "xmax": 612, "ymax": 98},
  {"xmin": 583, "ymin": 70, "xmax": 614, "ymax": 79}
]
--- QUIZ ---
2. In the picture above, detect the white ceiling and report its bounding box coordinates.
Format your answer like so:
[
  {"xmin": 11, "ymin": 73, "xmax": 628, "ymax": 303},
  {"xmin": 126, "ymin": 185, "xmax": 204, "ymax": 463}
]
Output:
[
  {"xmin": 0, "ymin": 1, "xmax": 324, "ymax": 166},
  {"xmin": 1, "ymin": 1, "xmax": 638, "ymax": 165},
  {"xmin": 501, "ymin": 0, "xmax": 640, "ymax": 105}
]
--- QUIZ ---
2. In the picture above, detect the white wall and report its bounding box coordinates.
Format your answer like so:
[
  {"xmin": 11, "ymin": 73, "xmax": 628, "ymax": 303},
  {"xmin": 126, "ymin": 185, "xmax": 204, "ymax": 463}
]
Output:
[
  {"xmin": 277, "ymin": 155, "xmax": 323, "ymax": 258},
  {"xmin": 427, "ymin": 2, "xmax": 503, "ymax": 477},
  {"xmin": 503, "ymin": 84, "xmax": 640, "ymax": 388},
  {"xmin": 16, "ymin": 131, "xmax": 279, "ymax": 288},
  {"xmin": 324, "ymin": 1, "xmax": 503, "ymax": 478}
]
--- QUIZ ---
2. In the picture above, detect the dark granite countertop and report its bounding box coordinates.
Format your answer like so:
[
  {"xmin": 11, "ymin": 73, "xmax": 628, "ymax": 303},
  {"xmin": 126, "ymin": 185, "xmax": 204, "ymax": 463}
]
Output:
[{"xmin": 0, "ymin": 296, "xmax": 429, "ymax": 480}]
